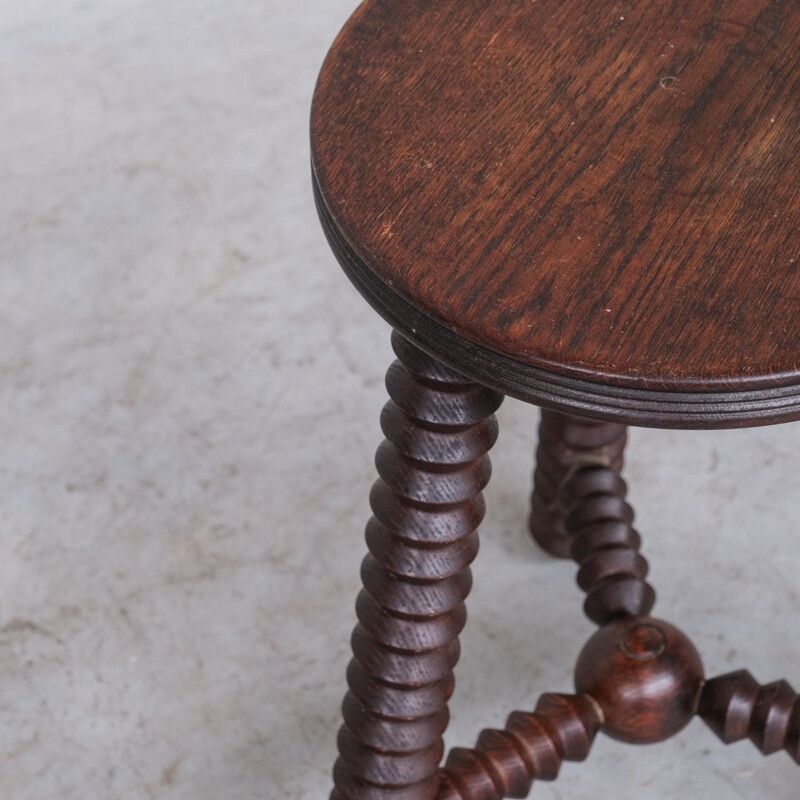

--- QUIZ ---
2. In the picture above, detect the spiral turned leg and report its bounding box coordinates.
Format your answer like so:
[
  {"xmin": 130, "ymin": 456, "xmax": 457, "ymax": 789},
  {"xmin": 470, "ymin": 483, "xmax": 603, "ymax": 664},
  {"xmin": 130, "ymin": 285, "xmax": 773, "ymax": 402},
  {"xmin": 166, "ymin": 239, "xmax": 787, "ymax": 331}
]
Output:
[
  {"xmin": 331, "ymin": 331, "xmax": 504, "ymax": 800},
  {"xmin": 435, "ymin": 693, "xmax": 602, "ymax": 799},
  {"xmin": 560, "ymin": 465, "xmax": 656, "ymax": 626},
  {"xmin": 529, "ymin": 409, "xmax": 627, "ymax": 558},
  {"xmin": 699, "ymin": 670, "xmax": 800, "ymax": 762}
]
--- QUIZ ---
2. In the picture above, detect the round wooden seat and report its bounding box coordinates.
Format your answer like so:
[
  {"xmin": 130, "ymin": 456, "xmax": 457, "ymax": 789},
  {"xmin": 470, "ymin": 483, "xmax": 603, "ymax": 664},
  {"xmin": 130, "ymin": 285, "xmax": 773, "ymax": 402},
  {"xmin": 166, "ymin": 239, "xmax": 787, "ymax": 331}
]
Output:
[{"xmin": 311, "ymin": 0, "xmax": 800, "ymax": 428}]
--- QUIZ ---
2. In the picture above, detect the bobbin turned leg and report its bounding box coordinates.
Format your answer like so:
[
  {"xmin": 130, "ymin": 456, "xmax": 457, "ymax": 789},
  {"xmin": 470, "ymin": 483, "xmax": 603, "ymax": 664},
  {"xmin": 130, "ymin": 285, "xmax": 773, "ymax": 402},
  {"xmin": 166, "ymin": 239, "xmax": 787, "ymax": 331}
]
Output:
[
  {"xmin": 332, "ymin": 331, "xmax": 503, "ymax": 800},
  {"xmin": 529, "ymin": 410, "xmax": 627, "ymax": 558},
  {"xmin": 699, "ymin": 670, "xmax": 800, "ymax": 762}
]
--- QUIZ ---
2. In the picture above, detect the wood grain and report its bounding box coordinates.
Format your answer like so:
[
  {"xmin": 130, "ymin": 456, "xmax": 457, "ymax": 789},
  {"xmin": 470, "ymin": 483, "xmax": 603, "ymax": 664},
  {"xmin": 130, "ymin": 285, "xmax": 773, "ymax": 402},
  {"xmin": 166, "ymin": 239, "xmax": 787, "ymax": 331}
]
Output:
[
  {"xmin": 529, "ymin": 409, "xmax": 627, "ymax": 557},
  {"xmin": 312, "ymin": 0, "xmax": 800, "ymax": 426},
  {"xmin": 575, "ymin": 617, "xmax": 705, "ymax": 745},
  {"xmin": 331, "ymin": 332, "xmax": 503, "ymax": 800},
  {"xmin": 315, "ymin": 4, "xmax": 799, "ymax": 795}
]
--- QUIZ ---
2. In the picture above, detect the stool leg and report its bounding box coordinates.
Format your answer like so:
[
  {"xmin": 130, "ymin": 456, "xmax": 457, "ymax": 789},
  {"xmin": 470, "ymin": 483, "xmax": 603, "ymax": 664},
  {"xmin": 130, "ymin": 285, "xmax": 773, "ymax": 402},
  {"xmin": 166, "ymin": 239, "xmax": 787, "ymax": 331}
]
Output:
[
  {"xmin": 332, "ymin": 331, "xmax": 504, "ymax": 800},
  {"xmin": 699, "ymin": 670, "xmax": 800, "ymax": 763},
  {"xmin": 529, "ymin": 409, "xmax": 627, "ymax": 558}
]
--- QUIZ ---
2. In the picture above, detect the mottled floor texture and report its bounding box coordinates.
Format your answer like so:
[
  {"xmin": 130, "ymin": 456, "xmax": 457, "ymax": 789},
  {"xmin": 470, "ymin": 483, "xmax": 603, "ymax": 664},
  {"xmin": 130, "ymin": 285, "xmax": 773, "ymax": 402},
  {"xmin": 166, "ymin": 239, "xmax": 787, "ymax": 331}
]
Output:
[{"xmin": 0, "ymin": 2, "xmax": 798, "ymax": 798}]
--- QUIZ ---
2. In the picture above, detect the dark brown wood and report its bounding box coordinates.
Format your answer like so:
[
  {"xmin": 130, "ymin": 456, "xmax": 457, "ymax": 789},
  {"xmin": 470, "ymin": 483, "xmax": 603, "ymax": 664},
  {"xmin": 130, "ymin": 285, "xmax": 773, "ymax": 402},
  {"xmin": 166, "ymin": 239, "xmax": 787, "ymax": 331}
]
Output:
[
  {"xmin": 529, "ymin": 409, "xmax": 655, "ymax": 624},
  {"xmin": 699, "ymin": 670, "xmax": 800, "ymax": 762},
  {"xmin": 435, "ymin": 694, "xmax": 601, "ymax": 799},
  {"xmin": 323, "ymin": 340, "xmax": 796, "ymax": 793},
  {"xmin": 311, "ymin": 0, "xmax": 800, "ymax": 428},
  {"xmin": 562, "ymin": 466, "xmax": 656, "ymax": 626},
  {"xmin": 314, "ymin": 2, "xmax": 799, "ymax": 795},
  {"xmin": 575, "ymin": 617, "xmax": 705, "ymax": 745},
  {"xmin": 332, "ymin": 332, "xmax": 503, "ymax": 800},
  {"xmin": 529, "ymin": 409, "xmax": 627, "ymax": 557}
]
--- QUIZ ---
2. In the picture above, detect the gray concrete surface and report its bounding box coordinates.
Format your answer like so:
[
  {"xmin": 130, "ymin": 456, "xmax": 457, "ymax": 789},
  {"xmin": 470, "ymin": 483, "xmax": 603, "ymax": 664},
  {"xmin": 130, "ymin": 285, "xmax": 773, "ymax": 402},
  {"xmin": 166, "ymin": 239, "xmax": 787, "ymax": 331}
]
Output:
[{"xmin": 0, "ymin": 1, "xmax": 798, "ymax": 798}]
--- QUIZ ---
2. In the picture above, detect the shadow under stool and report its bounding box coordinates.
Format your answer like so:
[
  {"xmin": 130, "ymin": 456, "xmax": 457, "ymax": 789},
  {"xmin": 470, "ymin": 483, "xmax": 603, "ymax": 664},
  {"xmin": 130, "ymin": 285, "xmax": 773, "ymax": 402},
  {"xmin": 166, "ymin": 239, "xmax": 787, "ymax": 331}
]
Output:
[{"xmin": 309, "ymin": 1, "xmax": 800, "ymax": 797}]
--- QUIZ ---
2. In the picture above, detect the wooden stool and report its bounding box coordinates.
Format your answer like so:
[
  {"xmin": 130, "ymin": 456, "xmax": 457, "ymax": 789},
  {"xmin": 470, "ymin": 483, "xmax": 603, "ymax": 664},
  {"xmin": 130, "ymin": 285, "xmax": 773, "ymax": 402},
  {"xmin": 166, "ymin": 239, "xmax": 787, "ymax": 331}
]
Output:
[{"xmin": 310, "ymin": 2, "xmax": 800, "ymax": 797}]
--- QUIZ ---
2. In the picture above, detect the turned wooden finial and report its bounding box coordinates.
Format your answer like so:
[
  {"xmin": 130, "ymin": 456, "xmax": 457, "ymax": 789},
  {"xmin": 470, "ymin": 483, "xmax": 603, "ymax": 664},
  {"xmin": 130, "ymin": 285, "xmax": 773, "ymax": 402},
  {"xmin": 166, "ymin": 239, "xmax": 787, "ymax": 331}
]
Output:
[{"xmin": 575, "ymin": 617, "xmax": 705, "ymax": 745}]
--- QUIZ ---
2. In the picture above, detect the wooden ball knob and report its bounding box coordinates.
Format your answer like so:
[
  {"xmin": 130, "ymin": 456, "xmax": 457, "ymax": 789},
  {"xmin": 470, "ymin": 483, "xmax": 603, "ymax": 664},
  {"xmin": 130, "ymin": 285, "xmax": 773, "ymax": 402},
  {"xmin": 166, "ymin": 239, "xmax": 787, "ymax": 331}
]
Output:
[{"xmin": 575, "ymin": 617, "xmax": 704, "ymax": 744}]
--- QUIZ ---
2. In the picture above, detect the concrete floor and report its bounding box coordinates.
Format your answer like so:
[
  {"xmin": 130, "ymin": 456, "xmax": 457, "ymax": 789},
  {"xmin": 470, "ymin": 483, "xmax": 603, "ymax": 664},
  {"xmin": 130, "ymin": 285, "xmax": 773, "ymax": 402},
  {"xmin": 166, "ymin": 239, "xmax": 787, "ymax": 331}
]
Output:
[{"xmin": 0, "ymin": 1, "xmax": 798, "ymax": 798}]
